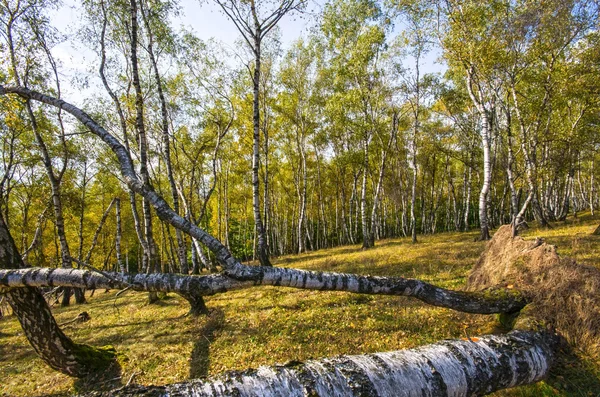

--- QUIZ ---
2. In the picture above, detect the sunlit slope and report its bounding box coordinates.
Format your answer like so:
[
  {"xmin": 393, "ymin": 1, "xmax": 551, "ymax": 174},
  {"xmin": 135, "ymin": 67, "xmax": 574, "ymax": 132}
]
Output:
[{"xmin": 1, "ymin": 214, "xmax": 599, "ymax": 396}]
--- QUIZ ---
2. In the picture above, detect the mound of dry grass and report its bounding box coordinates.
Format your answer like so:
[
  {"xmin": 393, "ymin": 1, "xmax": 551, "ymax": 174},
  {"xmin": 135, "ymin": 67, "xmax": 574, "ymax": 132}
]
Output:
[{"xmin": 469, "ymin": 225, "xmax": 600, "ymax": 357}]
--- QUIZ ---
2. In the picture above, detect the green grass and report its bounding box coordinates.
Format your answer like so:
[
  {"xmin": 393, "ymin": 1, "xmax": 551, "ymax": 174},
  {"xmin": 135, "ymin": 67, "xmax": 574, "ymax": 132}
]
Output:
[{"xmin": 1, "ymin": 214, "xmax": 599, "ymax": 396}]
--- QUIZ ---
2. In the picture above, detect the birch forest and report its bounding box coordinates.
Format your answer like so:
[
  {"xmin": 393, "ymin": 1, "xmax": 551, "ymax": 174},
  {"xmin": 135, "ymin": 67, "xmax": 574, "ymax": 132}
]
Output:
[
  {"xmin": 1, "ymin": 0, "xmax": 600, "ymax": 395},
  {"xmin": 1, "ymin": 0, "xmax": 598, "ymax": 270}
]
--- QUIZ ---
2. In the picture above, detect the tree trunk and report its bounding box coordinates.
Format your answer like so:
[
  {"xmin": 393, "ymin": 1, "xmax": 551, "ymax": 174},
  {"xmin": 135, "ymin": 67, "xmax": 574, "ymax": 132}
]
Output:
[
  {"xmin": 140, "ymin": 2, "xmax": 188, "ymax": 274},
  {"xmin": 506, "ymin": 108, "xmax": 519, "ymax": 223},
  {"xmin": 115, "ymin": 198, "xmax": 125, "ymax": 273},
  {"xmin": 463, "ymin": 161, "xmax": 472, "ymax": 232},
  {"xmin": 590, "ymin": 156, "xmax": 595, "ymax": 216},
  {"xmin": 478, "ymin": 111, "xmax": 492, "ymax": 240},
  {"xmin": 252, "ymin": 33, "xmax": 271, "ymax": 267},
  {"xmin": 0, "ymin": 266, "xmax": 527, "ymax": 315},
  {"xmin": 129, "ymin": 0, "xmax": 160, "ymax": 303},
  {"xmin": 0, "ymin": 215, "xmax": 115, "ymax": 377},
  {"xmin": 361, "ymin": 135, "xmax": 371, "ymax": 249},
  {"xmin": 94, "ymin": 330, "xmax": 557, "ymax": 397},
  {"xmin": 465, "ymin": 68, "xmax": 491, "ymax": 240},
  {"xmin": 296, "ymin": 126, "xmax": 307, "ymax": 253}
]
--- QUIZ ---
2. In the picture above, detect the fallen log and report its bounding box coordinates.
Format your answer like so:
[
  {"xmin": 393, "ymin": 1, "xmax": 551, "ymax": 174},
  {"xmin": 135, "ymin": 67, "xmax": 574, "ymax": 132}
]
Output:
[
  {"xmin": 89, "ymin": 330, "xmax": 558, "ymax": 397},
  {"xmin": 0, "ymin": 267, "xmax": 527, "ymax": 314}
]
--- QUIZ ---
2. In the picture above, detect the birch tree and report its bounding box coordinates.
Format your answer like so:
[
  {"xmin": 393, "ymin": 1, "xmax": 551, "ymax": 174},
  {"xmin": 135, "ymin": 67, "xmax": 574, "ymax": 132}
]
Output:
[
  {"xmin": 212, "ymin": 0, "xmax": 307, "ymax": 266},
  {"xmin": 438, "ymin": 0, "xmax": 506, "ymax": 240}
]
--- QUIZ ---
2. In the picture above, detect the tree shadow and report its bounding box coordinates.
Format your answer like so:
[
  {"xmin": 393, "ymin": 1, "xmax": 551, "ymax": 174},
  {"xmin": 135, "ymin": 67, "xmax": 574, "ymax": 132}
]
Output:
[
  {"xmin": 72, "ymin": 356, "xmax": 122, "ymax": 395},
  {"xmin": 544, "ymin": 343, "xmax": 600, "ymax": 396},
  {"xmin": 189, "ymin": 308, "xmax": 225, "ymax": 379}
]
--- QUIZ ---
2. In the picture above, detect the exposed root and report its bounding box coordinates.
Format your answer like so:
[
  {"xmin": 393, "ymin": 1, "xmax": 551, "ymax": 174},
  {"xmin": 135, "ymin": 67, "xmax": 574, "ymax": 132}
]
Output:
[
  {"xmin": 469, "ymin": 225, "xmax": 600, "ymax": 358},
  {"xmin": 60, "ymin": 311, "xmax": 91, "ymax": 328}
]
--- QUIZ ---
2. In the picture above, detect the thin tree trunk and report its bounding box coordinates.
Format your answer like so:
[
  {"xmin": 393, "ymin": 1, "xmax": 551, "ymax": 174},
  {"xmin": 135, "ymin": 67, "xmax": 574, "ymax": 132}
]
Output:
[
  {"xmin": 506, "ymin": 106, "xmax": 519, "ymax": 223},
  {"xmin": 130, "ymin": 0, "xmax": 159, "ymax": 303},
  {"xmin": 477, "ymin": 111, "xmax": 492, "ymax": 240},
  {"xmin": 140, "ymin": 2, "xmax": 188, "ymax": 274},
  {"xmin": 360, "ymin": 135, "xmax": 370, "ymax": 249},
  {"xmin": 465, "ymin": 68, "xmax": 491, "ymax": 240},
  {"xmin": 251, "ymin": 28, "xmax": 270, "ymax": 266},
  {"xmin": 463, "ymin": 159, "xmax": 472, "ymax": 231},
  {"xmin": 115, "ymin": 198, "xmax": 124, "ymax": 273},
  {"xmin": 297, "ymin": 134, "xmax": 307, "ymax": 254},
  {"xmin": 77, "ymin": 161, "xmax": 89, "ymax": 264},
  {"xmin": 591, "ymin": 156, "xmax": 595, "ymax": 216}
]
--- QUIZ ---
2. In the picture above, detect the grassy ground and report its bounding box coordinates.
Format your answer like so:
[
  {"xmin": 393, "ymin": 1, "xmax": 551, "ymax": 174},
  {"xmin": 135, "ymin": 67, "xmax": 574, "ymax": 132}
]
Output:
[{"xmin": 1, "ymin": 214, "xmax": 599, "ymax": 396}]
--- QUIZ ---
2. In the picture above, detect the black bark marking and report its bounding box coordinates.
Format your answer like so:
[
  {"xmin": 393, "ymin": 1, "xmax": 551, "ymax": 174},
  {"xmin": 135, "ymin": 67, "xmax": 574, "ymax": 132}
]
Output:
[
  {"xmin": 335, "ymin": 357, "xmax": 379, "ymax": 397},
  {"xmin": 425, "ymin": 358, "xmax": 448, "ymax": 395}
]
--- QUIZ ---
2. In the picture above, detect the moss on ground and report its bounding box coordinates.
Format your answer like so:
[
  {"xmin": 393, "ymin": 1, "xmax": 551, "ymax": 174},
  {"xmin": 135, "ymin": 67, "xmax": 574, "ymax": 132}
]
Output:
[
  {"xmin": 72, "ymin": 343, "xmax": 117, "ymax": 374},
  {"xmin": 1, "ymin": 214, "xmax": 599, "ymax": 396}
]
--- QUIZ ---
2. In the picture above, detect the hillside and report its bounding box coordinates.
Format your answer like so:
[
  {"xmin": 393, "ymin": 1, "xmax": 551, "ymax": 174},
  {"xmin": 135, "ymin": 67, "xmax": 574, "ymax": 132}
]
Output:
[{"xmin": 1, "ymin": 215, "xmax": 599, "ymax": 396}]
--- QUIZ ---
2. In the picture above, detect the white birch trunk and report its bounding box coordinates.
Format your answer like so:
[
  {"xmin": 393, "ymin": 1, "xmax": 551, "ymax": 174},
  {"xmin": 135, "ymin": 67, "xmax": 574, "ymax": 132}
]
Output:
[
  {"xmin": 100, "ymin": 330, "xmax": 557, "ymax": 397},
  {"xmin": 0, "ymin": 267, "xmax": 526, "ymax": 314}
]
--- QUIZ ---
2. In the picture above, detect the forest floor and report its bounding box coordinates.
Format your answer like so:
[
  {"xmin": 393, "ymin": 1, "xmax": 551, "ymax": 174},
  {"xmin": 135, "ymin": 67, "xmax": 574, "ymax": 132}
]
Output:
[{"xmin": 1, "ymin": 214, "xmax": 600, "ymax": 396}]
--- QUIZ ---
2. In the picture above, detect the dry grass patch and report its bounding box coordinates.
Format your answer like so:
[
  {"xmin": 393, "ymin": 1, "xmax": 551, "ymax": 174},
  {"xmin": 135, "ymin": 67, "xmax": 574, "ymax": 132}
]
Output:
[{"xmin": 470, "ymin": 223, "xmax": 600, "ymax": 358}]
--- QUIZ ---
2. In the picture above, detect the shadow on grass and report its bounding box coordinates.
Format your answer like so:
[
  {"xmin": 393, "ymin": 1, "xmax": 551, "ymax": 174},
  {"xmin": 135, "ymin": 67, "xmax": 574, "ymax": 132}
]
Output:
[
  {"xmin": 189, "ymin": 308, "xmax": 225, "ymax": 379},
  {"xmin": 72, "ymin": 353, "xmax": 122, "ymax": 395},
  {"xmin": 544, "ymin": 345, "xmax": 600, "ymax": 397}
]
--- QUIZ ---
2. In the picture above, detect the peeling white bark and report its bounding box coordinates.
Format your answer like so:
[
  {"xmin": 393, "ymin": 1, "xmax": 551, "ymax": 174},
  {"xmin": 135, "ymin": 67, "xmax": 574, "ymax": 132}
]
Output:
[{"xmin": 99, "ymin": 330, "xmax": 557, "ymax": 397}]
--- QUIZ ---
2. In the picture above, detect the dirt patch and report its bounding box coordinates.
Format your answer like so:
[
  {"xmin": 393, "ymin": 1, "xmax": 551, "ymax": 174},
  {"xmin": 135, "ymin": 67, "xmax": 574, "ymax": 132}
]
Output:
[{"xmin": 468, "ymin": 225, "xmax": 600, "ymax": 357}]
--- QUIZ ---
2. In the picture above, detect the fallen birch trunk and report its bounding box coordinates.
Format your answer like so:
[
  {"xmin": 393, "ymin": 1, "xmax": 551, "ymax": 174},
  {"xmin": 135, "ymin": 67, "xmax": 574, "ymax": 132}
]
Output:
[
  {"xmin": 0, "ymin": 267, "xmax": 526, "ymax": 314},
  {"xmin": 91, "ymin": 330, "xmax": 558, "ymax": 397}
]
